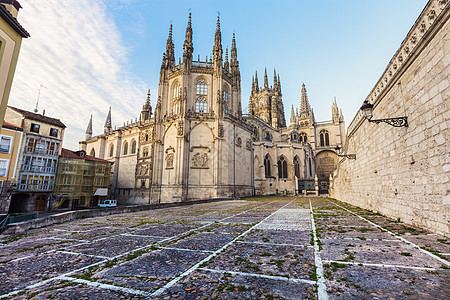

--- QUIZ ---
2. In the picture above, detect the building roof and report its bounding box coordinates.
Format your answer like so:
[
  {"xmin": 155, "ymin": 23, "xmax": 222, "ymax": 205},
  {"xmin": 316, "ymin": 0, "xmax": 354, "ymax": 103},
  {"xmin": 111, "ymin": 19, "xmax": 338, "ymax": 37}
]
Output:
[
  {"xmin": 8, "ymin": 106, "xmax": 66, "ymax": 128},
  {"xmin": 60, "ymin": 148, "xmax": 111, "ymax": 163},
  {"xmin": 2, "ymin": 120, "xmax": 22, "ymax": 131},
  {"xmin": 0, "ymin": 2, "xmax": 29, "ymax": 38}
]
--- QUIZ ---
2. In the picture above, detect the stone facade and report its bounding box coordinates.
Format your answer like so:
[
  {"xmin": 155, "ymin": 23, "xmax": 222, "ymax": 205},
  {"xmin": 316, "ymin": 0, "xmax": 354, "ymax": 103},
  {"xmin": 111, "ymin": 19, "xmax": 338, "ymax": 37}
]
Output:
[
  {"xmin": 80, "ymin": 14, "xmax": 346, "ymax": 204},
  {"xmin": 330, "ymin": 0, "xmax": 449, "ymax": 236}
]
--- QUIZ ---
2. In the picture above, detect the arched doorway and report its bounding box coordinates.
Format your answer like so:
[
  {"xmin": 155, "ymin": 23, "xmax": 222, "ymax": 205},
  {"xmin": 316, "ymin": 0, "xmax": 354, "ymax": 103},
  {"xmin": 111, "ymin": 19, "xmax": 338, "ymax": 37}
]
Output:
[{"xmin": 315, "ymin": 150, "xmax": 338, "ymax": 194}]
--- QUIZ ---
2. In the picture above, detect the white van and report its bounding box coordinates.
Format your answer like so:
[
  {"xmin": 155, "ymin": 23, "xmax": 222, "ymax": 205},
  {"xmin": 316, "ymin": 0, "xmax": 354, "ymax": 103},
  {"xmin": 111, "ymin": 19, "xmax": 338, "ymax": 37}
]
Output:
[{"xmin": 98, "ymin": 199, "xmax": 117, "ymax": 208}]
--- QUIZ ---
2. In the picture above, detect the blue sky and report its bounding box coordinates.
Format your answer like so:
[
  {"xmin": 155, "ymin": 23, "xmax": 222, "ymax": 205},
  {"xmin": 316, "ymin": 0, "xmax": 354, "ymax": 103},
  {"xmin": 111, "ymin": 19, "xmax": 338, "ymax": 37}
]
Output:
[{"xmin": 9, "ymin": 0, "xmax": 428, "ymax": 149}]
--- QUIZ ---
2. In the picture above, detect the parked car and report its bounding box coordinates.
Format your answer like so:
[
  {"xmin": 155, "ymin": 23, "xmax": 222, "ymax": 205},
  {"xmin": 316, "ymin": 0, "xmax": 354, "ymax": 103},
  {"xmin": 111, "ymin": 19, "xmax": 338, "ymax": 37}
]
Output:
[{"xmin": 98, "ymin": 199, "xmax": 117, "ymax": 208}]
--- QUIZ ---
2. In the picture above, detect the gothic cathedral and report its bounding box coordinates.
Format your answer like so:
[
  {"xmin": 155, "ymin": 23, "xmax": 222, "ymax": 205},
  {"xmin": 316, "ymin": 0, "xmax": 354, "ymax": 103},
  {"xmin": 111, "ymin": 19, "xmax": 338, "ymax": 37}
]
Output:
[{"xmin": 79, "ymin": 14, "xmax": 345, "ymax": 204}]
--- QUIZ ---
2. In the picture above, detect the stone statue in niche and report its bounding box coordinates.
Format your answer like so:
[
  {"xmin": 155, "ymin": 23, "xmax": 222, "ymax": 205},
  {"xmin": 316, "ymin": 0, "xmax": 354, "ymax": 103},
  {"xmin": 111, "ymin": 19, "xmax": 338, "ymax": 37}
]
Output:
[
  {"xmin": 138, "ymin": 163, "xmax": 149, "ymax": 176},
  {"xmin": 236, "ymin": 136, "xmax": 242, "ymax": 147},
  {"xmin": 166, "ymin": 153, "xmax": 174, "ymax": 169},
  {"xmin": 143, "ymin": 146, "xmax": 149, "ymax": 157},
  {"xmin": 246, "ymin": 139, "xmax": 252, "ymax": 149},
  {"xmin": 218, "ymin": 123, "xmax": 224, "ymax": 138},
  {"xmin": 177, "ymin": 121, "xmax": 183, "ymax": 136},
  {"xmin": 192, "ymin": 152, "xmax": 208, "ymax": 168}
]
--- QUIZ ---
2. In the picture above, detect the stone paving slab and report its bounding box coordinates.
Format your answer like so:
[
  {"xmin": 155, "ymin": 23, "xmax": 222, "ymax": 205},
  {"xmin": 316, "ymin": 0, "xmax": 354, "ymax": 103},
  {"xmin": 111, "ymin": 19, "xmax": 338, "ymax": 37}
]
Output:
[
  {"xmin": 221, "ymin": 216, "xmax": 265, "ymax": 224},
  {"xmin": 321, "ymin": 239, "xmax": 445, "ymax": 268},
  {"xmin": 0, "ymin": 252, "xmax": 102, "ymax": 294},
  {"xmin": 255, "ymin": 208, "xmax": 311, "ymax": 231},
  {"xmin": 101, "ymin": 248, "xmax": 208, "ymax": 280},
  {"xmin": 205, "ymin": 242, "xmax": 316, "ymax": 280},
  {"xmin": 155, "ymin": 269, "xmax": 318, "ymax": 300},
  {"xmin": 240, "ymin": 229, "xmax": 311, "ymax": 246},
  {"xmin": 324, "ymin": 264, "xmax": 450, "ymax": 299},
  {"xmin": 0, "ymin": 238, "xmax": 80, "ymax": 262},
  {"xmin": 166, "ymin": 232, "xmax": 237, "ymax": 251},
  {"xmin": 69, "ymin": 235, "xmax": 159, "ymax": 258},
  {"xmin": 402, "ymin": 234, "xmax": 450, "ymax": 254},
  {"xmin": 11, "ymin": 279, "xmax": 143, "ymax": 299},
  {"xmin": 203, "ymin": 223, "xmax": 251, "ymax": 235},
  {"xmin": 129, "ymin": 223, "xmax": 198, "ymax": 237}
]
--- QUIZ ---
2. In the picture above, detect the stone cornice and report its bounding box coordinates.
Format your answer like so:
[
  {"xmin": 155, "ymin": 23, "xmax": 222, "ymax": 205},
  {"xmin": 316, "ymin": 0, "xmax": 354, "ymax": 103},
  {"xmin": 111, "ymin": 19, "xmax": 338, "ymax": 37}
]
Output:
[{"xmin": 347, "ymin": 0, "xmax": 449, "ymax": 138}]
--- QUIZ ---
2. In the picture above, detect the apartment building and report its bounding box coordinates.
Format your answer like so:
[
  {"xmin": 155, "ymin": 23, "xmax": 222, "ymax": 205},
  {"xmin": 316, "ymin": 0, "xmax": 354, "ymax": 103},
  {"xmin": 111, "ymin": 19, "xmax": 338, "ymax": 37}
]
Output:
[{"xmin": 4, "ymin": 106, "xmax": 65, "ymax": 212}]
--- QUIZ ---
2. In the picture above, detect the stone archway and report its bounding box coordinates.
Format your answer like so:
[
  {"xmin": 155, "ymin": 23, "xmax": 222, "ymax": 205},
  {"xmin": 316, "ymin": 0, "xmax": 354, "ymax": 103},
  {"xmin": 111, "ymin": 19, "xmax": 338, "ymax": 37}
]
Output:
[{"xmin": 315, "ymin": 150, "xmax": 338, "ymax": 193}]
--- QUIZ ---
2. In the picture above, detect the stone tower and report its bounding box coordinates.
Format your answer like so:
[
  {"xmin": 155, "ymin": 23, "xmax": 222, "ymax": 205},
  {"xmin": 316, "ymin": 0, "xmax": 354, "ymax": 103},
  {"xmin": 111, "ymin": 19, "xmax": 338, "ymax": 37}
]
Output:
[
  {"xmin": 248, "ymin": 68, "xmax": 286, "ymax": 128},
  {"xmin": 149, "ymin": 13, "xmax": 252, "ymax": 202}
]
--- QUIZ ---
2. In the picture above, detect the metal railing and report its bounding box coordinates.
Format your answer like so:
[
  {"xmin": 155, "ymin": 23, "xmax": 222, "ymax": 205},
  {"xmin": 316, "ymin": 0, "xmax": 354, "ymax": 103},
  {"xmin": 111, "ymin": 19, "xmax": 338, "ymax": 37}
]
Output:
[{"xmin": 17, "ymin": 184, "xmax": 53, "ymax": 191}]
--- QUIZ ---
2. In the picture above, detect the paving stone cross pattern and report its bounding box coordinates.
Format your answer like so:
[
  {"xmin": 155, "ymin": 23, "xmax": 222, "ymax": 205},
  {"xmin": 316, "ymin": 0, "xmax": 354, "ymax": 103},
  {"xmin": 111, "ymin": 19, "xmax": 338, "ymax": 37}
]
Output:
[{"xmin": 0, "ymin": 197, "xmax": 448, "ymax": 299}]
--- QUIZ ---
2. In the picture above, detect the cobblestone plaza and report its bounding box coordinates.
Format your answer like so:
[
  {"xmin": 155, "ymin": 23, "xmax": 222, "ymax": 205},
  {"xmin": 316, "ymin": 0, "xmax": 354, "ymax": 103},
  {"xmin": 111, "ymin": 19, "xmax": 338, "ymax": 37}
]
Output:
[{"xmin": 0, "ymin": 197, "xmax": 448, "ymax": 299}]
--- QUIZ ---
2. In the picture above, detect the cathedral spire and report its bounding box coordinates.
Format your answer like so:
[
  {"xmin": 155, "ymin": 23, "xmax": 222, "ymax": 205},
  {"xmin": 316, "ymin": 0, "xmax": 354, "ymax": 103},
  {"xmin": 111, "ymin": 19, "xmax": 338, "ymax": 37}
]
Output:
[
  {"xmin": 85, "ymin": 114, "xmax": 92, "ymax": 140},
  {"xmin": 183, "ymin": 12, "xmax": 193, "ymax": 66},
  {"xmin": 104, "ymin": 107, "xmax": 112, "ymax": 134},
  {"xmin": 251, "ymin": 76, "xmax": 255, "ymax": 95},
  {"xmin": 277, "ymin": 74, "xmax": 281, "ymax": 94},
  {"xmin": 224, "ymin": 48, "xmax": 229, "ymax": 72},
  {"xmin": 273, "ymin": 69, "xmax": 278, "ymax": 91},
  {"xmin": 213, "ymin": 14, "xmax": 223, "ymax": 71},
  {"xmin": 254, "ymin": 70, "xmax": 259, "ymax": 91},
  {"xmin": 141, "ymin": 90, "xmax": 152, "ymax": 121},
  {"xmin": 230, "ymin": 33, "xmax": 238, "ymax": 65},
  {"xmin": 164, "ymin": 24, "xmax": 175, "ymax": 69},
  {"xmin": 290, "ymin": 105, "xmax": 295, "ymax": 124},
  {"xmin": 264, "ymin": 68, "xmax": 268, "ymax": 90},
  {"xmin": 300, "ymin": 83, "xmax": 312, "ymax": 117}
]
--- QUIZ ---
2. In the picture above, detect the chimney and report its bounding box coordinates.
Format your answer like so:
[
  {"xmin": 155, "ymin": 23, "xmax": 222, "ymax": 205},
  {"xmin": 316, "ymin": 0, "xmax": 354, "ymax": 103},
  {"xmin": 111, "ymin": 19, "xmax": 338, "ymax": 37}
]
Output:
[
  {"xmin": 0, "ymin": 1, "xmax": 22, "ymax": 18},
  {"xmin": 42, "ymin": 109, "xmax": 45, "ymax": 116}
]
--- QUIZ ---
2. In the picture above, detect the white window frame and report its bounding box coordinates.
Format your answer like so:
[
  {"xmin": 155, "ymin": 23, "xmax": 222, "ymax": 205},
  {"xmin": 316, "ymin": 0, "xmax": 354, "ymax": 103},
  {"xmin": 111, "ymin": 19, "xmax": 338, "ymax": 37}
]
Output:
[
  {"xmin": 0, "ymin": 135, "xmax": 11, "ymax": 153},
  {"xmin": 0, "ymin": 159, "xmax": 9, "ymax": 177}
]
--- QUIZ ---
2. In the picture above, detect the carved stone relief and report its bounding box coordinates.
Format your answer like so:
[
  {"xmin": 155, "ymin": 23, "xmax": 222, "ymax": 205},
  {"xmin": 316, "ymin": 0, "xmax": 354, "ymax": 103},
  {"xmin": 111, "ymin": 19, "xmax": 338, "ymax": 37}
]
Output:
[
  {"xmin": 177, "ymin": 121, "xmax": 184, "ymax": 136},
  {"xmin": 166, "ymin": 153, "xmax": 174, "ymax": 169},
  {"xmin": 137, "ymin": 163, "xmax": 149, "ymax": 176},
  {"xmin": 192, "ymin": 152, "xmax": 208, "ymax": 168}
]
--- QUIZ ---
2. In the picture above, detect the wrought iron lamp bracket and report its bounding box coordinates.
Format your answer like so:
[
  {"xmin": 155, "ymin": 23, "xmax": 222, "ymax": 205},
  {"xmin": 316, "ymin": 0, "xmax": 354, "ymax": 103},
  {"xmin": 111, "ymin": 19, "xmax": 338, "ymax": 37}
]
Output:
[{"xmin": 368, "ymin": 117, "xmax": 408, "ymax": 127}]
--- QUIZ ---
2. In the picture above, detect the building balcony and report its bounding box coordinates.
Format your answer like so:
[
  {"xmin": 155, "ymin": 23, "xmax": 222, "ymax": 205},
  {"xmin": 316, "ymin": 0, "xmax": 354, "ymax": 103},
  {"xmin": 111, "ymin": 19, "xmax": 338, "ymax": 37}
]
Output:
[
  {"xmin": 17, "ymin": 184, "xmax": 53, "ymax": 192},
  {"xmin": 20, "ymin": 165, "xmax": 56, "ymax": 174},
  {"xmin": 25, "ymin": 147, "xmax": 58, "ymax": 156}
]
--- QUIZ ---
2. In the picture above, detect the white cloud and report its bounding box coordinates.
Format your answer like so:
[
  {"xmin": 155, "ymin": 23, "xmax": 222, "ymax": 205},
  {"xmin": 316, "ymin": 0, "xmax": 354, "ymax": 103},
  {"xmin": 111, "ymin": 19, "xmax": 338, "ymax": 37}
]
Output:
[{"xmin": 9, "ymin": 0, "xmax": 148, "ymax": 150}]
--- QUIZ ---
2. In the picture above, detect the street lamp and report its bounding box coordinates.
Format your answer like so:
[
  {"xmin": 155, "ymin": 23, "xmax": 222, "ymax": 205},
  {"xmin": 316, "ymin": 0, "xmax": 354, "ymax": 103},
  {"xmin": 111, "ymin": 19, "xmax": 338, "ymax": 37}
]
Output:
[
  {"xmin": 360, "ymin": 100, "xmax": 408, "ymax": 127},
  {"xmin": 335, "ymin": 145, "xmax": 356, "ymax": 160}
]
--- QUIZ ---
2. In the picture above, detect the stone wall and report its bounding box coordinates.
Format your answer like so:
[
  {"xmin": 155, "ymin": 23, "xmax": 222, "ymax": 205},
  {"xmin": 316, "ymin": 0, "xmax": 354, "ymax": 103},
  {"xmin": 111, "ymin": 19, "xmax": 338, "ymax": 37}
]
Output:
[{"xmin": 330, "ymin": 0, "xmax": 449, "ymax": 236}]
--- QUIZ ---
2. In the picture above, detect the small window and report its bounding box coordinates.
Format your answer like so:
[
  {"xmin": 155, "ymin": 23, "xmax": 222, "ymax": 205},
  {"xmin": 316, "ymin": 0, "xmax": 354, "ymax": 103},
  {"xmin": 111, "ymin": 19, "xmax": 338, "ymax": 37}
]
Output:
[
  {"xmin": 141, "ymin": 179, "xmax": 145, "ymax": 187},
  {"xmin": 278, "ymin": 156, "xmax": 288, "ymax": 179},
  {"xmin": 320, "ymin": 130, "xmax": 329, "ymax": 147},
  {"xmin": 0, "ymin": 159, "xmax": 8, "ymax": 176},
  {"xmin": 109, "ymin": 144, "xmax": 114, "ymax": 157},
  {"xmin": 49, "ymin": 128, "xmax": 58, "ymax": 137},
  {"xmin": 123, "ymin": 142, "xmax": 128, "ymax": 155},
  {"xmin": 131, "ymin": 140, "xmax": 137, "ymax": 154},
  {"xmin": 0, "ymin": 136, "xmax": 11, "ymax": 153},
  {"xmin": 30, "ymin": 123, "xmax": 40, "ymax": 133},
  {"xmin": 264, "ymin": 154, "xmax": 271, "ymax": 177}
]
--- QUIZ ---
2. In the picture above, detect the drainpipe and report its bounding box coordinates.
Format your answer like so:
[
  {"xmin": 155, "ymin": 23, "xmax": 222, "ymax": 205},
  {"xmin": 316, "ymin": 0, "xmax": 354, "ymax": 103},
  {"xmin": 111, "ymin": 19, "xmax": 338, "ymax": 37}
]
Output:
[
  {"xmin": 233, "ymin": 124, "xmax": 236, "ymax": 199},
  {"xmin": 185, "ymin": 120, "xmax": 191, "ymax": 202}
]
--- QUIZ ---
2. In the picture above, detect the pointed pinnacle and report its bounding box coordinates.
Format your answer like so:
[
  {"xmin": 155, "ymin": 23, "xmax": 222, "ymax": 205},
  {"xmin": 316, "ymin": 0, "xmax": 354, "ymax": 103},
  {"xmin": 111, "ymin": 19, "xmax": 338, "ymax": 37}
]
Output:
[
  {"xmin": 86, "ymin": 115, "xmax": 92, "ymax": 135},
  {"xmin": 264, "ymin": 67, "xmax": 268, "ymax": 90}
]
